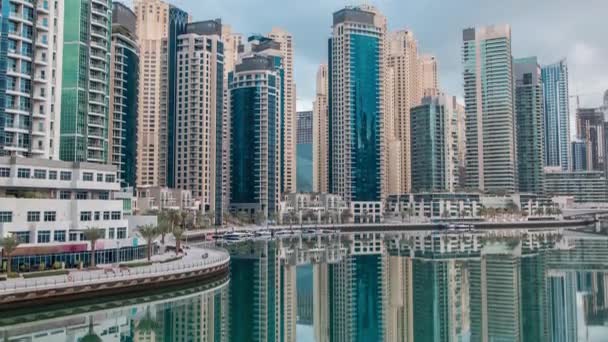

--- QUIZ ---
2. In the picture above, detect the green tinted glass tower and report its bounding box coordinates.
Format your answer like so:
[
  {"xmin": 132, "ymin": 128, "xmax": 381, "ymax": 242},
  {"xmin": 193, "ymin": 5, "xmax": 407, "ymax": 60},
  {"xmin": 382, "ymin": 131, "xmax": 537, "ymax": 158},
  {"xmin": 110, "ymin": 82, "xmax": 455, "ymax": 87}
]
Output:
[{"xmin": 60, "ymin": 0, "xmax": 112, "ymax": 163}]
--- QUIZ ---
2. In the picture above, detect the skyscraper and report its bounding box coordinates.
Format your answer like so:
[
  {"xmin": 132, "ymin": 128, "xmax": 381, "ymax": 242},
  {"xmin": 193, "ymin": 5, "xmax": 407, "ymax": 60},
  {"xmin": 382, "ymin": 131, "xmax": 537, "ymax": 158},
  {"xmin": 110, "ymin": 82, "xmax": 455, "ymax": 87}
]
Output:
[
  {"xmin": 541, "ymin": 59, "xmax": 570, "ymax": 171},
  {"xmin": 296, "ymin": 111, "xmax": 313, "ymax": 192},
  {"xmin": 268, "ymin": 27, "xmax": 296, "ymax": 195},
  {"xmin": 463, "ymin": 25, "xmax": 517, "ymax": 193},
  {"xmin": 386, "ymin": 30, "xmax": 421, "ymax": 194},
  {"xmin": 453, "ymin": 96, "xmax": 467, "ymax": 189},
  {"xmin": 514, "ymin": 57, "xmax": 545, "ymax": 195},
  {"xmin": 0, "ymin": 0, "xmax": 63, "ymax": 159},
  {"xmin": 60, "ymin": 0, "xmax": 112, "ymax": 163},
  {"xmin": 313, "ymin": 64, "xmax": 329, "ymax": 193},
  {"xmin": 576, "ymin": 107, "xmax": 605, "ymax": 171},
  {"xmin": 174, "ymin": 20, "xmax": 223, "ymax": 214},
  {"xmin": 110, "ymin": 3, "xmax": 139, "ymax": 188},
  {"xmin": 420, "ymin": 54, "xmax": 439, "ymax": 97},
  {"xmin": 229, "ymin": 55, "xmax": 282, "ymax": 217},
  {"xmin": 410, "ymin": 95, "xmax": 457, "ymax": 193},
  {"xmin": 571, "ymin": 140, "xmax": 588, "ymax": 171},
  {"xmin": 329, "ymin": 6, "xmax": 385, "ymax": 204},
  {"xmin": 134, "ymin": 0, "xmax": 188, "ymax": 187}
]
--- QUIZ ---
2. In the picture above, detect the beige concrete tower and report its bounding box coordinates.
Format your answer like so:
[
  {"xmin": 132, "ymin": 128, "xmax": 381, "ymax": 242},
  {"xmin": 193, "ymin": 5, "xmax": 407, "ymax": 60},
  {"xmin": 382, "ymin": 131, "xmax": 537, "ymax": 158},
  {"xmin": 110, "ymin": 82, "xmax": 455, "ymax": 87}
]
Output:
[
  {"xmin": 134, "ymin": 0, "xmax": 188, "ymax": 187},
  {"xmin": 268, "ymin": 28, "xmax": 297, "ymax": 195},
  {"xmin": 313, "ymin": 64, "xmax": 329, "ymax": 193},
  {"xmin": 387, "ymin": 30, "xmax": 422, "ymax": 193},
  {"xmin": 421, "ymin": 54, "xmax": 439, "ymax": 97}
]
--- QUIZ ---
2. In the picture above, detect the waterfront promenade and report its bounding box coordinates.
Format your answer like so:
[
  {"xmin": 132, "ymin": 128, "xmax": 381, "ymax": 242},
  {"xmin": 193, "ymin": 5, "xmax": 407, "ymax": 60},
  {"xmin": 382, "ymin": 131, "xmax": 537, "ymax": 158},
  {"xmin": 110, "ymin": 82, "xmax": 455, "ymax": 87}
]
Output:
[{"xmin": 0, "ymin": 246, "xmax": 230, "ymax": 312}]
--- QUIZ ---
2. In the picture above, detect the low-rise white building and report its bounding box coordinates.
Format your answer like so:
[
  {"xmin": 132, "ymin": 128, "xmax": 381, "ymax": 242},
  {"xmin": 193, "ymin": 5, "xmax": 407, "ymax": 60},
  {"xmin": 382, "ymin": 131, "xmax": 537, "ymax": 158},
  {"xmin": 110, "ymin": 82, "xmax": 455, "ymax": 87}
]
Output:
[
  {"xmin": 136, "ymin": 186, "xmax": 196, "ymax": 212},
  {"xmin": 279, "ymin": 193, "xmax": 349, "ymax": 223},
  {"xmin": 0, "ymin": 157, "xmax": 146, "ymax": 271}
]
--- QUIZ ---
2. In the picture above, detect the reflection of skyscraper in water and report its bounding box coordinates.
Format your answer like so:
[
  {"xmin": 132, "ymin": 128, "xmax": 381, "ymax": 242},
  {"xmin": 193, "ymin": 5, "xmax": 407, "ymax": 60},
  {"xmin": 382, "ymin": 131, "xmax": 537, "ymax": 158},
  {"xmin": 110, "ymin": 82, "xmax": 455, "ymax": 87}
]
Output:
[
  {"xmin": 547, "ymin": 270, "xmax": 577, "ymax": 342},
  {"xmin": 157, "ymin": 286, "xmax": 229, "ymax": 342},
  {"xmin": 469, "ymin": 252, "xmax": 522, "ymax": 342},
  {"xmin": 328, "ymin": 253, "xmax": 387, "ymax": 341},
  {"xmin": 297, "ymin": 264, "xmax": 314, "ymax": 325},
  {"xmin": 412, "ymin": 258, "xmax": 470, "ymax": 342},
  {"xmin": 387, "ymin": 256, "xmax": 413, "ymax": 342},
  {"xmin": 314, "ymin": 263, "xmax": 330, "ymax": 342},
  {"xmin": 282, "ymin": 264, "xmax": 297, "ymax": 342},
  {"xmin": 520, "ymin": 253, "xmax": 549, "ymax": 341}
]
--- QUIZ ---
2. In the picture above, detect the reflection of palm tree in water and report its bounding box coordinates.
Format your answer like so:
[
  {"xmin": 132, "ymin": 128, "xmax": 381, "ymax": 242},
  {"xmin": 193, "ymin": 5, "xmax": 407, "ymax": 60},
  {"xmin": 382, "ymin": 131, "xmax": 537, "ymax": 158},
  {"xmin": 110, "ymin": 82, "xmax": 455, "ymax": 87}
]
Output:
[
  {"xmin": 136, "ymin": 307, "xmax": 160, "ymax": 338},
  {"xmin": 81, "ymin": 316, "xmax": 102, "ymax": 342}
]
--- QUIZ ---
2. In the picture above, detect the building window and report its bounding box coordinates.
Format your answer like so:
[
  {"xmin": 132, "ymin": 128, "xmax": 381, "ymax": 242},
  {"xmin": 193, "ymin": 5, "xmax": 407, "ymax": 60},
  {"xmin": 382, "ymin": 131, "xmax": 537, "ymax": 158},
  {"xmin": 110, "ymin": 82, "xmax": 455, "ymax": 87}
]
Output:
[
  {"xmin": 49, "ymin": 170, "xmax": 57, "ymax": 180},
  {"xmin": 80, "ymin": 211, "xmax": 92, "ymax": 221},
  {"xmin": 54, "ymin": 230, "xmax": 66, "ymax": 242},
  {"xmin": 60, "ymin": 171, "xmax": 72, "ymax": 180},
  {"xmin": 111, "ymin": 211, "xmax": 122, "ymax": 220},
  {"xmin": 37, "ymin": 230, "xmax": 51, "ymax": 243},
  {"xmin": 108, "ymin": 228, "xmax": 115, "ymax": 239},
  {"xmin": 33, "ymin": 169, "xmax": 46, "ymax": 179},
  {"xmin": 103, "ymin": 211, "xmax": 110, "ymax": 220},
  {"xmin": 94, "ymin": 211, "xmax": 100, "ymax": 221},
  {"xmin": 83, "ymin": 172, "xmax": 93, "ymax": 181},
  {"xmin": 14, "ymin": 232, "xmax": 30, "ymax": 243},
  {"xmin": 17, "ymin": 168, "xmax": 30, "ymax": 178},
  {"xmin": 0, "ymin": 167, "xmax": 10, "ymax": 177},
  {"xmin": 117, "ymin": 227, "xmax": 127, "ymax": 239},
  {"xmin": 76, "ymin": 192, "xmax": 88, "ymax": 200},
  {"xmin": 69, "ymin": 232, "xmax": 78, "ymax": 241},
  {"xmin": 97, "ymin": 173, "xmax": 103, "ymax": 182},
  {"xmin": 0, "ymin": 212, "xmax": 12, "ymax": 222},
  {"xmin": 44, "ymin": 211, "xmax": 56, "ymax": 222},
  {"xmin": 27, "ymin": 211, "xmax": 40, "ymax": 222},
  {"xmin": 60, "ymin": 190, "xmax": 71, "ymax": 199},
  {"xmin": 105, "ymin": 174, "xmax": 116, "ymax": 183},
  {"xmin": 99, "ymin": 192, "xmax": 109, "ymax": 200}
]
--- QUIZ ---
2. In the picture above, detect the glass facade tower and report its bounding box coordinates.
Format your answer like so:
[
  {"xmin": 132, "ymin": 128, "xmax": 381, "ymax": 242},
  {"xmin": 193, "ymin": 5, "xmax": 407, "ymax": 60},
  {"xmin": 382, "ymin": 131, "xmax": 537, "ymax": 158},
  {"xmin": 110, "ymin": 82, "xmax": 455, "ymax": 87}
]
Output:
[
  {"xmin": 328, "ymin": 6, "xmax": 384, "ymax": 203},
  {"xmin": 463, "ymin": 25, "xmax": 517, "ymax": 193},
  {"xmin": 541, "ymin": 59, "xmax": 570, "ymax": 171},
  {"xmin": 296, "ymin": 110, "xmax": 313, "ymax": 192},
  {"xmin": 229, "ymin": 55, "xmax": 282, "ymax": 217},
  {"xmin": 60, "ymin": 0, "xmax": 112, "ymax": 163},
  {"xmin": 515, "ymin": 57, "xmax": 545, "ymax": 195},
  {"xmin": 110, "ymin": 3, "xmax": 138, "ymax": 188}
]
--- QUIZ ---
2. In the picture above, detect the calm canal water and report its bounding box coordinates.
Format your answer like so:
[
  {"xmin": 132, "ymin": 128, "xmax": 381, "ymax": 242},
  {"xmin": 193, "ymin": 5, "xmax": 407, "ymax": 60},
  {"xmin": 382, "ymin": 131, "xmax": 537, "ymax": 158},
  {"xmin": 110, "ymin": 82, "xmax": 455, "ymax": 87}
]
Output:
[{"xmin": 1, "ymin": 228, "xmax": 608, "ymax": 341}]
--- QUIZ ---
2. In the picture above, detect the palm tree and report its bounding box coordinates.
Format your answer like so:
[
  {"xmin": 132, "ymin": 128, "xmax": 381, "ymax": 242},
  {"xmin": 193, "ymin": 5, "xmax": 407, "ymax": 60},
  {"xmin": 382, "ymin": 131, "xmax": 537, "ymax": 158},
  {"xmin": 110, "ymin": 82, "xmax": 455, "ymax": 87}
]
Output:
[
  {"xmin": 254, "ymin": 210, "xmax": 266, "ymax": 226},
  {"xmin": 340, "ymin": 209, "xmax": 353, "ymax": 224},
  {"xmin": 138, "ymin": 225, "xmax": 159, "ymax": 261},
  {"xmin": 0, "ymin": 236, "xmax": 19, "ymax": 274},
  {"xmin": 236, "ymin": 211, "xmax": 250, "ymax": 225},
  {"xmin": 84, "ymin": 228, "xmax": 104, "ymax": 268},
  {"xmin": 204, "ymin": 210, "xmax": 215, "ymax": 228},
  {"xmin": 173, "ymin": 228, "xmax": 184, "ymax": 255},
  {"xmin": 168, "ymin": 209, "xmax": 181, "ymax": 232},
  {"xmin": 81, "ymin": 316, "xmax": 102, "ymax": 342},
  {"xmin": 157, "ymin": 217, "xmax": 171, "ymax": 245}
]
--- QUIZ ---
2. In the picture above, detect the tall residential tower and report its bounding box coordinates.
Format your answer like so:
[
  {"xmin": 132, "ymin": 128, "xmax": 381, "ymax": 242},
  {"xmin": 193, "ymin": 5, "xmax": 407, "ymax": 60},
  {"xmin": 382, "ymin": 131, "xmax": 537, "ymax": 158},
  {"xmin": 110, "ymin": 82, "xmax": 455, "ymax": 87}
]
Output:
[
  {"xmin": 541, "ymin": 59, "xmax": 570, "ymax": 171},
  {"xmin": 463, "ymin": 25, "xmax": 517, "ymax": 193},
  {"xmin": 313, "ymin": 64, "xmax": 329, "ymax": 193}
]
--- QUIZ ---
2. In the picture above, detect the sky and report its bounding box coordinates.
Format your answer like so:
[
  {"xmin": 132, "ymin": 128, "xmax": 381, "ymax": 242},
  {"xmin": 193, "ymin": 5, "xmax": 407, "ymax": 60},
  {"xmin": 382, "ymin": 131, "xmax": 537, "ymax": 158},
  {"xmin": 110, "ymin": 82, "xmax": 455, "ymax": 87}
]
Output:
[{"xmin": 123, "ymin": 0, "xmax": 608, "ymax": 112}]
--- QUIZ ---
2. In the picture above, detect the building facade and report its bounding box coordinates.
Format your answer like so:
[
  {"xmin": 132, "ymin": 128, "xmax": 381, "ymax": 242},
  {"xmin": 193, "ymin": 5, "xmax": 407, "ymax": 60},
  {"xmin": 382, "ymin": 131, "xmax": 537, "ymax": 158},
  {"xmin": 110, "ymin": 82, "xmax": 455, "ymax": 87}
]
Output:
[
  {"xmin": 328, "ymin": 6, "xmax": 385, "ymax": 204},
  {"xmin": 386, "ymin": 29, "xmax": 421, "ymax": 193},
  {"xmin": 544, "ymin": 169, "xmax": 608, "ymax": 203},
  {"xmin": 134, "ymin": 0, "xmax": 188, "ymax": 187},
  {"xmin": 410, "ymin": 95, "xmax": 456, "ymax": 193},
  {"xmin": 571, "ymin": 140, "xmax": 588, "ymax": 171},
  {"xmin": 514, "ymin": 57, "xmax": 545, "ymax": 195},
  {"xmin": 420, "ymin": 54, "xmax": 439, "ymax": 97},
  {"xmin": 229, "ymin": 55, "xmax": 282, "ymax": 217},
  {"xmin": 296, "ymin": 111, "xmax": 313, "ymax": 193},
  {"xmin": 313, "ymin": 64, "xmax": 329, "ymax": 193},
  {"xmin": 576, "ymin": 107, "xmax": 605, "ymax": 172},
  {"xmin": 174, "ymin": 20, "xmax": 223, "ymax": 214},
  {"xmin": 463, "ymin": 25, "xmax": 517, "ymax": 193},
  {"xmin": 267, "ymin": 28, "xmax": 296, "ymax": 195},
  {"xmin": 110, "ymin": 3, "xmax": 139, "ymax": 188},
  {"xmin": 60, "ymin": 0, "xmax": 112, "ymax": 163},
  {"xmin": 541, "ymin": 59, "xmax": 570, "ymax": 171},
  {"xmin": 0, "ymin": 0, "xmax": 63, "ymax": 159}
]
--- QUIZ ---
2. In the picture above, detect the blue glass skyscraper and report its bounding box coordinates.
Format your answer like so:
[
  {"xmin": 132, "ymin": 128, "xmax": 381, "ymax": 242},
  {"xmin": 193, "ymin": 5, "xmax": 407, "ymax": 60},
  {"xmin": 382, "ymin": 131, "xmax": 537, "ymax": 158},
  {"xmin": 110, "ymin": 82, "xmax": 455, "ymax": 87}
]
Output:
[
  {"xmin": 328, "ymin": 6, "xmax": 384, "ymax": 205},
  {"xmin": 542, "ymin": 59, "xmax": 570, "ymax": 171}
]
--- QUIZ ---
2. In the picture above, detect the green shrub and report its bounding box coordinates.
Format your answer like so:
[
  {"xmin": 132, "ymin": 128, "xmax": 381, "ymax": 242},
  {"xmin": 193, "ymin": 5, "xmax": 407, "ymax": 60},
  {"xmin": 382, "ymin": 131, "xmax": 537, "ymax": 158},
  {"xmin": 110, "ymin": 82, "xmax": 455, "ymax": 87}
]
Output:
[
  {"xmin": 52, "ymin": 262, "xmax": 62, "ymax": 270},
  {"xmin": 160, "ymin": 256, "xmax": 183, "ymax": 264},
  {"xmin": 118, "ymin": 261, "xmax": 153, "ymax": 268}
]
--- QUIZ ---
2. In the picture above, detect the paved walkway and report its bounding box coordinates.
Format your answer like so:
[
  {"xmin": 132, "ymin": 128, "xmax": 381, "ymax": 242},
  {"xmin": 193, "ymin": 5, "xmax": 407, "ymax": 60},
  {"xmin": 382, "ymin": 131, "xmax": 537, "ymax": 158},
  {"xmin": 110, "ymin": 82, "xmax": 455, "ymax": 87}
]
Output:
[{"xmin": 0, "ymin": 247, "xmax": 229, "ymax": 295}]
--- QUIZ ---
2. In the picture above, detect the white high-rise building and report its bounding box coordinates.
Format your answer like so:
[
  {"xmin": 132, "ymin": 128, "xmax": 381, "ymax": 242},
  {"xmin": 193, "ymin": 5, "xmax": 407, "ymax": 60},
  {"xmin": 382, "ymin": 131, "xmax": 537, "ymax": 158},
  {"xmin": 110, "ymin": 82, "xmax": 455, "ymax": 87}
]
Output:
[
  {"xmin": 174, "ymin": 20, "xmax": 223, "ymax": 213},
  {"xmin": 268, "ymin": 28, "xmax": 297, "ymax": 195},
  {"xmin": 313, "ymin": 64, "xmax": 329, "ymax": 193},
  {"xmin": 1, "ymin": 0, "xmax": 63, "ymax": 159},
  {"xmin": 463, "ymin": 25, "xmax": 517, "ymax": 193},
  {"xmin": 386, "ymin": 30, "xmax": 422, "ymax": 193}
]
